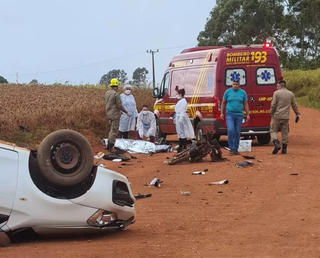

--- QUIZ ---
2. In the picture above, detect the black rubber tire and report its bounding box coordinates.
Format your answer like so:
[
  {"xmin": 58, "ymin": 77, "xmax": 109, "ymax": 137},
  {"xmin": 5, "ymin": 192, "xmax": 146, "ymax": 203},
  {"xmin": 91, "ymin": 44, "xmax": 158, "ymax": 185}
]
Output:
[
  {"xmin": 195, "ymin": 122, "xmax": 204, "ymax": 141},
  {"xmin": 37, "ymin": 129, "xmax": 94, "ymax": 187},
  {"xmin": 156, "ymin": 122, "xmax": 167, "ymax": 140},
  {"xmin": 168, "ymin": 150, "xmax": 190, "ymax": 165},
  {"xmin": 257, "ymin": 133, "xmax": 271, "ymax": 145}
]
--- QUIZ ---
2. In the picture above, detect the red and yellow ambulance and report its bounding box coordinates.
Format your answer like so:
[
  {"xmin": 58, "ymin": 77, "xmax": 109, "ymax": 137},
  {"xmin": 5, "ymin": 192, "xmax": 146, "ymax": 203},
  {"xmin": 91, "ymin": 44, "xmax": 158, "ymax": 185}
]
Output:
[{"xmin": 152, "ymin": 43, "xmax": 282, "ymax": 145}]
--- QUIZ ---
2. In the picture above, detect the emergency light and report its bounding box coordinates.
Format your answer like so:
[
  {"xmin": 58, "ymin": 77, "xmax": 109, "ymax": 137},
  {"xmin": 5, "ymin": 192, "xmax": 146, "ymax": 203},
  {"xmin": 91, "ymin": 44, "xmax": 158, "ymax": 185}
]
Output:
[{"xmin": 264, "ymin": 42, "xmax": 272, "ymax": 48}]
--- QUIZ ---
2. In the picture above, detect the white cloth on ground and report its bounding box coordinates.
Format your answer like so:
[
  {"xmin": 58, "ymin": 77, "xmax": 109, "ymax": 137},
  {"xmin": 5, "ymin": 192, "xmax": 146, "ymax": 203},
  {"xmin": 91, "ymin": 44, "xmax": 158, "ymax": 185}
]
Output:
[
  {"xmin": 119, "ymin": 93, "xmax": 138, "ymax": 132},
  {"xmin": 174, "ymin": 98, "xmax": 195, "ymax": 139},
  {"xmin": 136, "ymin": 111, "xmax": 156, "ymax": 138}
]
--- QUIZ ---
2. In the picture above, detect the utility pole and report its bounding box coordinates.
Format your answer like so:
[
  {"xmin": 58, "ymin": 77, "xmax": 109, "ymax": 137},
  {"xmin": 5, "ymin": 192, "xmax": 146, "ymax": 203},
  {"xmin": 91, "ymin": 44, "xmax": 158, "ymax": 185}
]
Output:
[
  {"xmin": 146, "ymin": 49, "xmax": 159, "ymax": 88},
  {"xmin": 16, "ymin": 73, "xmax": 19, "ymax": 84}
]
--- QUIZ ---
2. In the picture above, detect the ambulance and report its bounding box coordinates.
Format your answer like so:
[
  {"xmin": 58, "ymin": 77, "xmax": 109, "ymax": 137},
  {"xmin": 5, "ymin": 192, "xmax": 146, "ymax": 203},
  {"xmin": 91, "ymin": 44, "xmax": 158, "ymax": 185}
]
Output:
[{"xmin": 152, "ymin": 43, "xmax": 282, "ymax": 145}]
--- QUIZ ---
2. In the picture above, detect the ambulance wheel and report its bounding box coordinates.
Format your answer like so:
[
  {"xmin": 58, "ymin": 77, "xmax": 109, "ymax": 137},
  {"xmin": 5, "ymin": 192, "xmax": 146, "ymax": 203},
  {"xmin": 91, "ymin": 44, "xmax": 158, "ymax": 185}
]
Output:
[
  {"xmin": 257, "ymin": 133, "xmax": 271, "ymax": 145},
  {"xmin": 156, "ymin": 123, "xmax": 167, "ymax": 140},
  {"xmin": 37, "ymin": 129, "xmax": 94, "ymax": 187}
]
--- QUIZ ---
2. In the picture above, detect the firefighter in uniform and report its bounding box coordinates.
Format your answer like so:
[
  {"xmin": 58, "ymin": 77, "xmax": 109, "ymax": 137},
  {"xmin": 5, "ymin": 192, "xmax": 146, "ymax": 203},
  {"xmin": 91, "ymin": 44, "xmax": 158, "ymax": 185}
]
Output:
[
  {"xmin": 270, "ymin": 80, "xmax": 300, "ymax": 154},
  {"xmin": 104, "ymin": 78, "xmax": 131, "ymax": 152}
]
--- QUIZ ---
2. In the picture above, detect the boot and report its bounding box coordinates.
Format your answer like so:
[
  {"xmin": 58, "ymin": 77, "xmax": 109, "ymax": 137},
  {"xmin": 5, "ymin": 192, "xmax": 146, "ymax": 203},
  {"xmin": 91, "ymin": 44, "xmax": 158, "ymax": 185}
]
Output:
[
  {"xmin": 177, "ymin": 138, "xmax": 182, "ymax": 153},
  {"xmin": 281, "ymin": 144, "xmax": 287, "ymax": 154},
  {"xmin": 272, "ymin": 139, "xmax": 281, "ymax": 154},
  {"xmin": 182, "ymin": 138, "xmax": 187, "ymax": 150}
]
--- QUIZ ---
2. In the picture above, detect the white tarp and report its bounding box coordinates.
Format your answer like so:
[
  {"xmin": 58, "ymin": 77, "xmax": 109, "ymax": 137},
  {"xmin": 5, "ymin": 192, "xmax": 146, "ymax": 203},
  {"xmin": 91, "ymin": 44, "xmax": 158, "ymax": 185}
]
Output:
[{"xmin": 103, "ymin": 138, "xmax": 172, "ymax": 154}]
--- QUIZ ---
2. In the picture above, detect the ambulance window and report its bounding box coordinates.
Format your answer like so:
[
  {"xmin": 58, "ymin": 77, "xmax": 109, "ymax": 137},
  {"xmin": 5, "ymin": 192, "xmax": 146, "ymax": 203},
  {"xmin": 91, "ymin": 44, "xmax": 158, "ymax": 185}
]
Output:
[
  {"xmin": 171, "ymin": 70, "xmax": 185, "ymax": 96},
  {"xmin": 161, "ymin": 72, "xmax": 170, "ymax": 96},
  {"xmin": 256, "ymin": 68, "xmax": 276, "ymax": 85},
  {"xmin": 225, "ymin": 68, "xmax": 246, "ymax": 86}
]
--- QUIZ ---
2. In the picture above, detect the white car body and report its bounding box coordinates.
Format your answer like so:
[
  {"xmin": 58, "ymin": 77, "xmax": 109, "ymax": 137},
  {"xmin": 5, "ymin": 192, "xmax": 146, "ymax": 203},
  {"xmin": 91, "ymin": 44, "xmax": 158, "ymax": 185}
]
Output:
[{"xmin": 0, "ymin": 140, "xmax": 135, "ymax": 237}]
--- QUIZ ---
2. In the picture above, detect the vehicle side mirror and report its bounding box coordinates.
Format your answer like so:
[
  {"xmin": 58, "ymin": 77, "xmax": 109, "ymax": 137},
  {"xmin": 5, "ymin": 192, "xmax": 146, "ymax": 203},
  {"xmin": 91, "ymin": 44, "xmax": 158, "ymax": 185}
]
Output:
[{"xmin": 153, "ymin": 87, "xmax": 159, "ymax": 98}]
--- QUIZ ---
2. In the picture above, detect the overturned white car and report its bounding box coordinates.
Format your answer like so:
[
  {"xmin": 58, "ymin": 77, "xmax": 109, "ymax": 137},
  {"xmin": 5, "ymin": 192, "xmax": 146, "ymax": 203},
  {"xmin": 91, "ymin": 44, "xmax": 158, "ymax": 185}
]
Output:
[{"xmin": 0, "ymin": 130, "xmax": 135, "ymax": 247}]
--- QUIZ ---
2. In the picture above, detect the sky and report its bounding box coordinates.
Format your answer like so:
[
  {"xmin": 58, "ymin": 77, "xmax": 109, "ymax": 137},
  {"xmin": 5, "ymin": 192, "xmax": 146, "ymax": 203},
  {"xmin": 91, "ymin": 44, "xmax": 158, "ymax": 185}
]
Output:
[{"xmin": 0, "ymin": 0, "xmax": 216, "ymax": 85}]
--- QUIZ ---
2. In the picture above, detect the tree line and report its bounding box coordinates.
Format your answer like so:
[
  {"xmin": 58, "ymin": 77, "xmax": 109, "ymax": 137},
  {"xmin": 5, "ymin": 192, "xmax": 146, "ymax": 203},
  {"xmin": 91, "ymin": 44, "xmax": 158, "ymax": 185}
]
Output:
[
  {"xmin": 0, "ymin": 67, "xmax": 149, "ymax": 86},
  {"xmin": 197, "ymin": 0, "xmax": 320, "ymax": 70}
]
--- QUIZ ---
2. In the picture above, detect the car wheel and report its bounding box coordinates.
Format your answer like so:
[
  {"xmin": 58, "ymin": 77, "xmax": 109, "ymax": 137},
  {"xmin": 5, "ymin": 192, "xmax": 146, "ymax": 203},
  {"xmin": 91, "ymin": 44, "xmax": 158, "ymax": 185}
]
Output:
[
  {"xmin": 257, "ymin": 133, "xmax": 271, "ymax": 145},
  {"xmin": 156, "ymin": 122, "xmax": 167, "ymax": 140},
  {"xmin": 37, "ymin": 129, "xmax": 94, "ymax": 187}
]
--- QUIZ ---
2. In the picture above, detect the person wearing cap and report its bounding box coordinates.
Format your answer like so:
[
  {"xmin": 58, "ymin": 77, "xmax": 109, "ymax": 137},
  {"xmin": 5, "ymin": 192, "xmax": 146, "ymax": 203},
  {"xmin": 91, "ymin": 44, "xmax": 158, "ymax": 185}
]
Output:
[
  {"xmin": 119, "ymin": 84, "xmax": 138, "ymax": 139},
  {"xmin": 270, "ymin": 80, "xmax": 300, "ymax": 154},
  {"xmin": 104, "ymin": 78, "xmax": 131, "ymax": 152},
  {"xmin": 220, "ymin": 79, "xmax": 250, "ymax": 155}
]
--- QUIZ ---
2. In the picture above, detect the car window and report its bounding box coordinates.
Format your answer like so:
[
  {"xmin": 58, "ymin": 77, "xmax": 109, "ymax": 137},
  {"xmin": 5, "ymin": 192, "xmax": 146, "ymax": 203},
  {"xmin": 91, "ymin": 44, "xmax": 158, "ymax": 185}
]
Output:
[
  {"xmin": 256, "ymin": 67, "xmax": 276, "ymax": 85},
  {"xmin": 160, "ymin": 72, "xmax": 170, "ymax": 97},
  {"xmin": 171, "ymin": 70, "xmax": 185, "ymax": 96},
  {"xmin": 225, "ymin": 68, "xmax": 246, "ymax": 87}
]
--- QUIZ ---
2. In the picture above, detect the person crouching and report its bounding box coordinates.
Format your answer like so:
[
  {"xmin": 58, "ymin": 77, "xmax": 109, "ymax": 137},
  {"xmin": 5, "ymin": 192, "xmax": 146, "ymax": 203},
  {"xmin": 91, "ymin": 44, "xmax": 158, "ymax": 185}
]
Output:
[{"xmin": 136, "ymin": 105, "xmax": 156, "ymax": 143}]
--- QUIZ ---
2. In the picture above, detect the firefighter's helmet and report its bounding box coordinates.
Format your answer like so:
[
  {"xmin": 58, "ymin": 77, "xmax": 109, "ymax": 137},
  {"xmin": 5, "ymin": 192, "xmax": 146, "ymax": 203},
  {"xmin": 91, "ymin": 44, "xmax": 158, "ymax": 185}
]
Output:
[{"xmin": 110, "ymin": 78, "xmax": 119, "ymax": 87}]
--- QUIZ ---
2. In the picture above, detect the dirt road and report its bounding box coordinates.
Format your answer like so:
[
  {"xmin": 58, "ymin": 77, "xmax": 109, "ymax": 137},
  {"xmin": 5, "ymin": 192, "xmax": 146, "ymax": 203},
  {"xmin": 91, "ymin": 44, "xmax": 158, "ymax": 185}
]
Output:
[{"xmin": 2, "ymin": 106, "xmax": 320, "ymax": 258}]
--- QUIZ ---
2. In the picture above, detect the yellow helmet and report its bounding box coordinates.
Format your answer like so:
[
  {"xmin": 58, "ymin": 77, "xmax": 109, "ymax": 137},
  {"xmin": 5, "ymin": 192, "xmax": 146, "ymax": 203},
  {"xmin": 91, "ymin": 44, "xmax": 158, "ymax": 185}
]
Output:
[{"xmin": 110, "ymin": 78, "xmax": 119, "ymax": 87}]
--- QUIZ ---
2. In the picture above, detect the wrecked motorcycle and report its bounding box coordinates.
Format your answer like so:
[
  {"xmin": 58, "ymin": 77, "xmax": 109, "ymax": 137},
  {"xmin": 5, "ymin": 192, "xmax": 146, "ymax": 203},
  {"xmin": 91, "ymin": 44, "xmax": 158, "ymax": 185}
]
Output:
[{"xmin": 168, "ymin": 133, "xmax": 228, "ymax": 165}]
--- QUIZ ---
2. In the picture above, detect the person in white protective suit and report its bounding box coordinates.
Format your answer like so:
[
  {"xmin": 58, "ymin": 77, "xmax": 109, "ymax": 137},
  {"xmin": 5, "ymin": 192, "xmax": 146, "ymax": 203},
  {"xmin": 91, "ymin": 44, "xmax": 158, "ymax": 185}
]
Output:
[
  {"xmin": 136, "ymin": 105, "xmax": 157, "ymax": 143},
  {"xmin": 174, "ymin": 88, "xmax": 195, "ymax": 152},
  {"xmin": 119, "ymin": 84, "xmax": 138, "ymax": 139}
]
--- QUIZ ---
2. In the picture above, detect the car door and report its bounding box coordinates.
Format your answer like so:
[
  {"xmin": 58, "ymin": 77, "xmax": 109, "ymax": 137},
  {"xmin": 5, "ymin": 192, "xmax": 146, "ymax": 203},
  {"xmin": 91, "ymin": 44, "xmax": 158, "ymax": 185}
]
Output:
[
  {"xmin": 0, "ymin": 147, "xmax": 19, "ymax": 228},
  {"xmin": 156, "ymin": 72, "xmax": 171, "ymax": 133}
]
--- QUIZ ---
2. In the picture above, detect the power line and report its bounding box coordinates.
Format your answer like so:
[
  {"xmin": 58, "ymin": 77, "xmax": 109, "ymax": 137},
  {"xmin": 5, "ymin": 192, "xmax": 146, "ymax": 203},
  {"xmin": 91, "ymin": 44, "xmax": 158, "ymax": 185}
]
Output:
[{"xmin": 3, "ymin": 43, "xmax": 196, "ymax": 77}]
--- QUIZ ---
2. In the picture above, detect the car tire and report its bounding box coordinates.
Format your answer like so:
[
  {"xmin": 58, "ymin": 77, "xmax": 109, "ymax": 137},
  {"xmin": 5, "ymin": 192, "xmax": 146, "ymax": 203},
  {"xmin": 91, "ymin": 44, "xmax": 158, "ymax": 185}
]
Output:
[
  {"xmin": 37, "ymin": 129, "xmax": 94, "ymax": 187},
  {"xmin": 257, "ymin": 133, "xmax": 271, "ymax": 145}
]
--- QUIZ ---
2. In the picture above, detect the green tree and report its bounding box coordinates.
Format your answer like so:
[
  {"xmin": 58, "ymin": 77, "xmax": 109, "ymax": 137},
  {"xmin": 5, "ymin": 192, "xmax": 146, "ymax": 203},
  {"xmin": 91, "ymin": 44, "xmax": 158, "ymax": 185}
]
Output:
[
  {"xmin": 0, "ymin": 76, "xmax": 8, "ymax": 84},
  {"xmin": 197, "ymin": 0, "xmax": 320, "ymax": 70},
  {"xmin": 132, "ymin": 67, "xmax": 149, "ymax": 84},
  {"xmin": 100, "ymin": 69, "xmax": 128, "ymax": 85},
  {"xmin": 29, "ymin": 79, "xmax": 38, "ymax": 84}
]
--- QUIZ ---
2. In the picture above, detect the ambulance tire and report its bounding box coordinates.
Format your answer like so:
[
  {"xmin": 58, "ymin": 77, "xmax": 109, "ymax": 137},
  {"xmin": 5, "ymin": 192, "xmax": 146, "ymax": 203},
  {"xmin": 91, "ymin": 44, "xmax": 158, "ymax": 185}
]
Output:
[
  {"xmin": 257, "ymin": 133, "xmax": 271, "ymax": 145},
  {"xmin": 156, "ymin": 123, "xmax": 167, "ymax": 140}
]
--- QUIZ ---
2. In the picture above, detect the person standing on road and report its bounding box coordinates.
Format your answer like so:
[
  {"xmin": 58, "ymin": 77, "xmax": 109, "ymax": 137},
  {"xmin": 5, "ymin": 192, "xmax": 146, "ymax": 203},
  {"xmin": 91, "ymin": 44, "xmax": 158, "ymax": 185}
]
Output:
[
  {"xmin": 220, "ymin": 80, "xmax": 250, "ymax": 155},
  {"xmin": 104, "ymin": 78, "xmax": 131, "ymax": 152},
  {"xmin": 119, "ymin": 84, "xmax": 138, "ymax": 139},
  {"xmin": 270, "ymin": 80, "xmax": 300, "ymax": 154},
  {"xmin": 136, "ymin": 105, "xmax": 157, "ymax": 143},
  {"xmin": 174, "ymin": 88, "xmax": 195, "ymax": 152}
]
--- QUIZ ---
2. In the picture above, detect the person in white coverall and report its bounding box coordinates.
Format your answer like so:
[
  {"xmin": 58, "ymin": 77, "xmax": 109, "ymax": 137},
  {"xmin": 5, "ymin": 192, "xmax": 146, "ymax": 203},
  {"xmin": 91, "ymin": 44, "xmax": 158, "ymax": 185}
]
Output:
[
  {"xmin": 119, "ymin": 84, "xmax": 138, "ymax": 139},
  {"xmin": 174, "ymin": 88, "xmax": 195, "ymax": 152},
  {"xmin": 136, "ymin": 105, "xmax": 156, "ymax": 143}
]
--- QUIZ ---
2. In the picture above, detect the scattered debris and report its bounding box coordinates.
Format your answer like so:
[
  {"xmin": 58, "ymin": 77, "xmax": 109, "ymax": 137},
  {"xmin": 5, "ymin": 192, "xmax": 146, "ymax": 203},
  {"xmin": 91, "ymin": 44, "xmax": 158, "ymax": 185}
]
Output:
[
  {"xmin": 192, "ymin": 171, "xmax": 206, "ymax": 175},
  {"xmin": 218, "ymin": 191, "xmax": 223, "ymax": 194},
  {"xmin": 149, "ymin": 178, "xmax": 162, "ymax": 188},
  {"xmin": 290, "ymin": 173, "xmax": 299, "ymax": 176},
  {"xmin": 130, "ymin": 156, "xmax": 137, "ymax": 159},
  {"xmin": 242, "ymin": 155, "xmax": 255, "ymax": 159},
  {"xmin": 134, "ymin": 193, "xmax": 152, "ymax": 199},
  {"xmin": 204, "ymin": 168, "xmax": 209, "ymax": 172},
  {"xmin": 163, "ymin": 161, "xmax": 169, "ymax": 164},
  {"xmin": 95, "ymin": 152, "xmax": 131, "ymax": 161},
  {"xmin": 112, "ymin": 159, "xmax": 122, "ymax": 162},
  {"xmin": 236, "ymin": 160, "xmax": 253, "ymax": 168},
  {"xmin": 209, "ymin": 180, "xmax": 229, "ymax": 185},
  {"xmin": 180, "ymin": 191, "xmax": 191, "ymax": 196},
  {"xmin": 121, "ymin": 163, "xmax": 133, "ymax": 166},
  {"xmin": 257, "ymin": 160, "xmax": 263, "ymax": 162}
]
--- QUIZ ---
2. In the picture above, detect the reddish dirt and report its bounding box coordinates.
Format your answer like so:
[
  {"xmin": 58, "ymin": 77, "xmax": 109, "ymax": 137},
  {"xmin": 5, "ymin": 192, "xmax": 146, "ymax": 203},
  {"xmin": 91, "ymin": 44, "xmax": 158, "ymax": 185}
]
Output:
[{"xmin": 2, "ymin": 106, "xmax": 320, "ymax": 258}]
